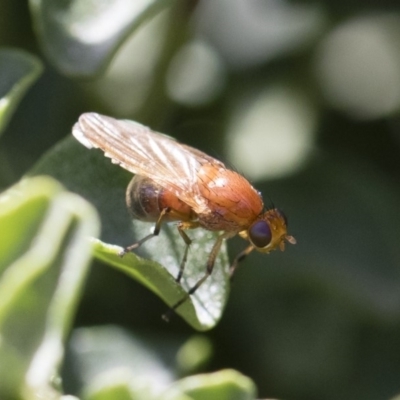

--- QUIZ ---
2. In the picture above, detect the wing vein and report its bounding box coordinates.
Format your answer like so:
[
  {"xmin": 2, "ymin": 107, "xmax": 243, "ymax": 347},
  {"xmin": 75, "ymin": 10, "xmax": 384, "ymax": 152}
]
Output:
[{"xmin": 72, "ymin": 113, "xmax": 226, "ymax": 212}]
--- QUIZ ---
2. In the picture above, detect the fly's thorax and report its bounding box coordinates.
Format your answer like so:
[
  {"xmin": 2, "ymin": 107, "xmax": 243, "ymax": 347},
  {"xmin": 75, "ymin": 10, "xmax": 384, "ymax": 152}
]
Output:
[
  {"xmin": 126, "ymin": 175, "xmax": 196, "ymax": 222},
  {"xmin": 196, "ymin": 163, "xmax": 263, "ymax": 230},
  {"xmin": 245, "ymin": 208, "xmax": 296, "ymax": 253}
]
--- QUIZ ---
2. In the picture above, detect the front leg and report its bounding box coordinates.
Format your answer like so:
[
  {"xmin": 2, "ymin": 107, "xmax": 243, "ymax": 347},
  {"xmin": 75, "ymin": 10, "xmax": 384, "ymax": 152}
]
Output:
[{"xmin": 229, "ymin": 245, "xmax": 254, "ymax": 280}]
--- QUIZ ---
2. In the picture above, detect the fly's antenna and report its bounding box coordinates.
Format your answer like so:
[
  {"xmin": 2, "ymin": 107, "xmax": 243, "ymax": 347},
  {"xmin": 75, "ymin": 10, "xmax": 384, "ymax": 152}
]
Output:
[{"xmin": 265, "ymin": 193, "xmax": 275, "ymax": 210}]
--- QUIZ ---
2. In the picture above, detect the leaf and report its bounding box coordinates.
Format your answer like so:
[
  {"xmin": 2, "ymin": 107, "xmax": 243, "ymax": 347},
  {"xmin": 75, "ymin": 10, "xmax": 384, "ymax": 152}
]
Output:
[
  {"xmin": 85, "ymin": 382, "xmax": 135, "ymax": 400},
  {"xmin": 0, "ymin": 176, "xmax": 100, "ymax": 399},
  {"xmin": 29, "ymin": 0, "xmax": 175, "ymax": 77},
  {"xmin": 69, "ymin": 326, "xmax": 173, "ymax": 400},
  {"xmin": 0, "ymin": 48, "xmax": 43, "ymax": 136},
  {"xmin": 30, "ymin": 137, "xmax": 231, "ymax": 330},
  {"xmin": 160, "ymin": 369, "xmax": 257, "ymax": 400},
  {"xmin": 68, "ymin": 326, "xmax": 256, "ymax": 400},
  {"xmin": 175, "ymin": 335, "xmax": 213, "ymax": 375}
]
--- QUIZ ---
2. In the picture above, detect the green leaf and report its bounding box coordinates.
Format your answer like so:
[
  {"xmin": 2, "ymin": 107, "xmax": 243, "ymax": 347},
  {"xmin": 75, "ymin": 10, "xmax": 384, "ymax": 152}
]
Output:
[
  {"xmin": 29, "ymin": 0, "xmax": 175, "ymax": 77},
  {"xmin": 69, "ymin": 326, "xmax": 256, "ymax": 400},
  {"xmin": 69, "ymin": 326, "xmax": 174, "ymax": 400},
  {"xmin": 0, "ymin": 48, "xmax": 43, "ymax": 136},
  {"xmin": 160, "ymin": 370, "xmax": 257, "ymax": 400},
  {"xmin": 175, "ymin": 335, "xmax": 213, "ymax": 375},
  {"xmin": 30, "ymin": 137, "xmax": 230, "ymax": 330},
  {"xmin": 0, "ymin": 176, "xmax": 100, "ymax": 399},
  {"xmin": 85, "ymin": 383, "xmax": 134, "ymax": 400}
]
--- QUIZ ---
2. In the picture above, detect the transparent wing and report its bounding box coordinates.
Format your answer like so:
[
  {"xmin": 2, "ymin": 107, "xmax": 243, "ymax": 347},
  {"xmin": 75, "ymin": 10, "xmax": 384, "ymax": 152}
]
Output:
[{"xmin": 72, "ymin": 113, "xmax": 225, "ymax": 210}]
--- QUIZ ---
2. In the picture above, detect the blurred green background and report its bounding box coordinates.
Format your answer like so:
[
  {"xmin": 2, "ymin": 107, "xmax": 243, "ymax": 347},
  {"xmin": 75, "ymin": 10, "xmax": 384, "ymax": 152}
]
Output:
[{"xmin": 2, "ymin": 0, "xmax": 400, "ymax": 399}]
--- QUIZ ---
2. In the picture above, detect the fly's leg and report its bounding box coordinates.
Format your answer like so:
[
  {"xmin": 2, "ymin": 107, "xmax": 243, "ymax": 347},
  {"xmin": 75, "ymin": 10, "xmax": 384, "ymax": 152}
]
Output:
[
  {"xmin": 175, "ymin": 221, "xmax": 200, "ymax": 283},
  {"xmin": 175, "ymin": 225, "xmax": 192, "ymax": 283},
  {"xmin": 229, "ymin": 245, "xmax": 254, "ymax": 280},
  {"xmin": 162, "ymin": 232, "xmax": 231, "ymax": 322},
  {"xmin": 118, "ymin": 207, "xmax": 171, "ymax": 257}
]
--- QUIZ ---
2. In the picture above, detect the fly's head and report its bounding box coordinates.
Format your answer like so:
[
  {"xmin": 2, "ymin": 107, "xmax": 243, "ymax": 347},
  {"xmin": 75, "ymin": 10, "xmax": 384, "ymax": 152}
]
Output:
[{"xmin": 243, "ymin": 209, "xmax": 296, "ymax": 253}]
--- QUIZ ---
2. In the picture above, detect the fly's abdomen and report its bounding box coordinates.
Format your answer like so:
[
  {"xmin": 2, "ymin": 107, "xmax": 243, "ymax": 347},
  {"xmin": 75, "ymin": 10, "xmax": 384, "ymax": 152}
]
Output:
[
  {"xmin": 126, "ymin": 175, "xmax": 196, "ymax": 222},
  {"xmin": 126, "ymin": 175, "xmax": 161, "ymax": 221}
]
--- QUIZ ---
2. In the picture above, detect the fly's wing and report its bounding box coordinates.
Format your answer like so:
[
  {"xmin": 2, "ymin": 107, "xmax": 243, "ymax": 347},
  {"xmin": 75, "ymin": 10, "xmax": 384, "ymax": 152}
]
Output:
[{"xmin": 72, "ymin": 113, "xmax": 225, "ymax": 211}]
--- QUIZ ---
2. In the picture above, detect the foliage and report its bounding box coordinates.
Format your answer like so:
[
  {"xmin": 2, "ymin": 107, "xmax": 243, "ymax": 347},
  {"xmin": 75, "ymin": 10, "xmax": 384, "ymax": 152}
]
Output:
[{"xmin": 1, "ymin": 0, "xmax": 400, "ymax": 399}]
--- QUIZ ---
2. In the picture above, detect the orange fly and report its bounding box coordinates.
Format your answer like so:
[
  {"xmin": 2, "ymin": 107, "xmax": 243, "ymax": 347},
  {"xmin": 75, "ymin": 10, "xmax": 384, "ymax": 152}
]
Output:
[{"xmin": 73, "ymin": 113, "xmax": 296, "ymax": 320}]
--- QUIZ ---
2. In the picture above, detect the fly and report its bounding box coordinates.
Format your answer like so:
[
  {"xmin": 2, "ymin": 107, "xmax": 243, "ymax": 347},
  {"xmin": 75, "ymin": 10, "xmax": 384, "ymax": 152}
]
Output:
[{"xmin": 72, "ymin": 113, "xmax": 296, "ymax": 320}]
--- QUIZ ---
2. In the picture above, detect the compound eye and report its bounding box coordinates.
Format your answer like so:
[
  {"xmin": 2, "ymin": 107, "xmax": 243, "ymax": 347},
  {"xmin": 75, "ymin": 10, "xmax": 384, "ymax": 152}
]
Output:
[{"xmin": 249, "ymin": 220, "xmax": 272, "ymax": 248}]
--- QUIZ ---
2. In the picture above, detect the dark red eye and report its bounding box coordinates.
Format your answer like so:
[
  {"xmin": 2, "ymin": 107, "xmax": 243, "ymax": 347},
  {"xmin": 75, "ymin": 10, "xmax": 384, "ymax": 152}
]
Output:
[{"xmin": 249, "ymin": 220, "xmax": 272, "ymax": 248}]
